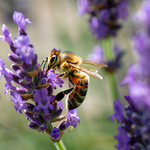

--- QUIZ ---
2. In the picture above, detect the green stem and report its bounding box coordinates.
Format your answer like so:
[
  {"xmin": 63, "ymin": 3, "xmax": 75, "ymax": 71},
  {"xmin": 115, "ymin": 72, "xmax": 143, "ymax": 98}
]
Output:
[
  {"xmin": 108, "ymin": 72, "xmax": 118, "ymax": 102},
  {"xmin": 102, "ymin": 37, "xmax": 118, "ymax": 102},
  {"xmin": 55, "ymin": 140, "xmax": 67, "ymax": 150},
  {"xmin": 48, "ymin": 124, "xmax": 67, "ymax": 150},
  {"xmin": 103, "ymin": 36, "xmax": 113, "ymax": 61}
]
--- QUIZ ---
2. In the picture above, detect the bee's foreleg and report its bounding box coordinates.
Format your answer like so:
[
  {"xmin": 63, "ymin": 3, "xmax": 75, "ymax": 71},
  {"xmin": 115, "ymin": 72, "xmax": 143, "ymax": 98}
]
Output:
[
  {"xmin": 56, "ymin": 72, "xmax": 68, "ymax": 78},
  {"xmin": 40, "ymin": 57, "xmax": 48, "ymax": 69},
  {"xmin": 54, "ymin": 86, "xmax": 75, "ymax": 102}
]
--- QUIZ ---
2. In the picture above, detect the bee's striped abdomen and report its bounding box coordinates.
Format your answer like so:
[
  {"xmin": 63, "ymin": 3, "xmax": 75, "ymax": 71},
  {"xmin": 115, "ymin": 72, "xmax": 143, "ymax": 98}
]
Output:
[{"xmin": 67, "ymin": 73, "xmax": 89, "ymax": 110}]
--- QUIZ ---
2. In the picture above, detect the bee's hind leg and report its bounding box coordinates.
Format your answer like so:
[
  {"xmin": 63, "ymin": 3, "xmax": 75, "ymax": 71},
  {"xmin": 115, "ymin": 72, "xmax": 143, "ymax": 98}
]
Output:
[
  {"xmin": 54, "ymin": 75, "xmax": 75, "ymax": 102},
  {"xmin": 54, "ymin": 86, "xmax": 75, "ymax": 102}
]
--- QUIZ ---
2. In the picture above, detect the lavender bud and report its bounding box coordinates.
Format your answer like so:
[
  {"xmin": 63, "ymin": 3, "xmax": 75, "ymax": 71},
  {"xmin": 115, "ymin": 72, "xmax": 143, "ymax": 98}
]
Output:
[
  {"xmin": 124, "ymin": 105, "xmax": 132, "ymax": 111},
  {"xmin": 121, "ymin": 123, "xmax": 130, "ymax": 132},
  {"xmin": 10, "ymin": 44, "xmax": 16, "ymax": 53},
  {"xmin": 39, "ymin": 124, "xmax": 47, "ymax": 131},
  {"xmin": 28, "ymin": 122, "xmax": 39, "ymax": 130},
  {"xmin": 47, "ymin": 85, "xmax": 53, "ymax": 96},
  {"xmin": 12, "ymin": 74, "xmax": 21, "ymax": 84},
  {"xmin": 43, "ymin": 113, "xmax": 52, "ymax": 123},
  {"xmin": 125, "ymin": 110, "xmax": 132, "ymax": 120},
  {"xmin": 131, "ymin": 113, "xmax": 141, "ymax": 123},
  {"xmin": 58, "ymin": 121, "xmax": 68, "ymax": 131},
  {"xmin": 134, "ymin": 143, "xmax": 144, "ymax": 149},
  {"xmin": 22, "ymin": 62, "xmax": 31, "ymax": 71},
  {"xmin": 24, "ymin": 111, "xmax": 35, "ymax": 122},
  {"xmin": 50, "ymin": 127, "xmax": 61, "ymax": 140},
  {"xmin": 32, "ymin": 54, "xmax": 37, "ymax": 66},
  {"xmin": 39, "ymin": 78, "xmax": 47, "ymax": 86},
  {"xmin": 16, "ymin": 87, "xmax": 27, "ymax": 94},
  {"xmin": 16, "ymin": 69, "xmax": 26, "ymax": 78},
  {"xmin": 140, "ymin": 126, "xmax": 149, "ymax": 137},
  {"xmin": 54, "ymin": 108, "xmax": 63, "ymax": 118},
  {"xmin": 11, "ymin": 64, "xmax": 21, "ymax": 72},
  {"xmin": 24, "ymin": 103, "xmax": 35, "ymax": 112},
  {"xmin": 8, "ymin": 53, "xmax": 21, "ymax": 64},
  {"xmin": 35, "ymin": 116, "xmax": 46, "ymax": 125}
]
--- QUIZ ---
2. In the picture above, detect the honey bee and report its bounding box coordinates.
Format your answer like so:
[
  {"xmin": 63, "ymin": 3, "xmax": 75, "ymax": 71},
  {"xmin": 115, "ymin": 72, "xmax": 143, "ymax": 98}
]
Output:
[{"xmin": 43, "ymin": 48, "xmax": 107, "ymax": 110}]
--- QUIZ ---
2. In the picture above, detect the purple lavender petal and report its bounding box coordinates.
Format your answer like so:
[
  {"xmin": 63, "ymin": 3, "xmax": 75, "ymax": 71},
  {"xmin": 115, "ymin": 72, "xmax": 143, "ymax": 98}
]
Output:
[
  {"xmin": 47, "ymin": 69, "xmax": 64, "ymax": 89},
  {"xmin": 57, "ymin": 101, "xmax": 64, "ymax": 110},
  {"xmin": 120, "ymin": 64, "xmax": 139, "ymax": 85},
  {"xmin": 3, "ymin": 68, "xmax": 16, "ymax": 94},
  {"xmin": 87, "ymin": 45, "xmax": 103, "ymax": 63},
  {"xmin": 128, "ymin": 82, "xmax": 150, "ymax": 109},
  {"xmin": 133, "ymin": 0, "xmax": 150, "ymax": 26},
  {"xmin": 14, "ymin": 35, "xmax": 29, "ymax": 48},
  {"xmin": 109, "ymin": 100, "xmax": 125, "ymax": 123},
  {"xmin": 14, "ymin": 35, "xmax": 35, "ymax": 65},
  {"xmin": 77, "ymin": 0, "xmax": 89, "ymax": 16},
  {"xmin": 0, "ymin": 59, "xmax": 6, "ymax": 79},
  {"xmin": 9, "ymin": 91, "xmax": 25, "ymax": 114},
  {"xmin": 66, "ymin": 109, "xmax": 80, "ymax": 128},
  {"xmin": 0, "ymin": 24, "xmax": 12, "ymax": 45},
  {"xmin": 89, "ymin": 16, "xmax": 109, "ymax": 40},
  {"xmin": 114, "ymin": 127, "xmax": 130, "ymax": 150},
  {"xmin": 33, "ymin": 88, "xmax": 55, "ymax": 112},
  {"xmin": 13, "ymin": 11, "xmax": 33, "ymax": 33}
]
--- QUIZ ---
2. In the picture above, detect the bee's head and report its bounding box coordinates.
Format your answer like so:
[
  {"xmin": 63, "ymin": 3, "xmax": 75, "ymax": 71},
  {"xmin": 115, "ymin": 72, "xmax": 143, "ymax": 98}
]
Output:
[{"xmin": 48, "ymin": 48, "xmax": 60, "ymax": 69}]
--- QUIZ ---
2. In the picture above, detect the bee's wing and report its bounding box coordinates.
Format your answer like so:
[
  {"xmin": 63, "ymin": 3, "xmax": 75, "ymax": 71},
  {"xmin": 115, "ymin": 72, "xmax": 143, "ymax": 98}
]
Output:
[
  {"xmin": 82, "ymin": 60, "xmax": 108, "ymax": 69},
  {"xmin": 69, "ymin": 63, "xmax": 104, "ymax": 80}
]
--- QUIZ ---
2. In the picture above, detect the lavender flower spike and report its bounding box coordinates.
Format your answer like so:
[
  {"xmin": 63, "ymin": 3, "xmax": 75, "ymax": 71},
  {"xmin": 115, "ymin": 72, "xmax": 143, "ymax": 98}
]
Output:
[
  {"xmin": 110, "ymin": 2, "xmax": 150, "ymax": 149},
  {"xmin": 0, "ymin": 11, "xmax": 82, "ymax": 144},
  {"xmin": 77, "ymin": 0, "xmax": 129, "ymax": 39}
]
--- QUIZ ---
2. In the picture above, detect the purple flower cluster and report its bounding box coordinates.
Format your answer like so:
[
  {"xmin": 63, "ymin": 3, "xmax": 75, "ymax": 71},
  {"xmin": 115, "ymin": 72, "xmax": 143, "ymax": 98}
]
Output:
[
  {"xmin": 88, "ymin": 44, "xmax": 124, "ymax": 73},
  {"xmin": 110, "ymin": 96, "xmax": 150, "ymax": 150},
  {"xmin": 77, "ymin": 0, "xmax": 128, "ymax": 39},
  {"xmin": 121, "ymin": 0, "xmax": 150, "ymax": 108},
  {"xmin": 110, "ymin": 1, "xmax": 150, "ymax": 149},
  {"xmin": 0, "ymin": 11, "xmax": 80, "ymax": 142}
]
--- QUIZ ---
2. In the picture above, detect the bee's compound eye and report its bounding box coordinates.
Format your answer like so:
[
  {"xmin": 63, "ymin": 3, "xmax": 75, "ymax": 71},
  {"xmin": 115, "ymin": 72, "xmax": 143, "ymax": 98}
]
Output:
[
  {"xmin": 67, "ymin": 61, "xmax": 70, "ymax": 64},
  {"xmin": 50, "ymin": 55, "xmax": 56, "ymax": 64}
]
